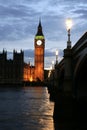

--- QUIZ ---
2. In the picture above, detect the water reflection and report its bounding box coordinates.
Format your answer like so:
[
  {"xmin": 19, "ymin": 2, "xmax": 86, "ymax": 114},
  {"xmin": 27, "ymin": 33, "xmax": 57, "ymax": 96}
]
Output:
[{"xmin": 0, "ymin": 87, "xmax": 54, "ymax": 130}]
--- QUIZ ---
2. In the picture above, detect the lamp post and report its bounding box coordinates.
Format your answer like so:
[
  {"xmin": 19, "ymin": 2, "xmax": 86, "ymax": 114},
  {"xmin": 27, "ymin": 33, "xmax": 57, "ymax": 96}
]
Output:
[
  {"xmin": 55, "ymin": 49, "xmax": 58, "ymax": 65},
  {"xmin": 66, "ymin": 18, "xmax": 72, "ymax": 49},
  {"xmin": 63, "ymin": 18, "xmax": 73, "ymax": 94},
  {"xmin": 52, "ymin": 60, "xmax": 54, "ymax": 70}
]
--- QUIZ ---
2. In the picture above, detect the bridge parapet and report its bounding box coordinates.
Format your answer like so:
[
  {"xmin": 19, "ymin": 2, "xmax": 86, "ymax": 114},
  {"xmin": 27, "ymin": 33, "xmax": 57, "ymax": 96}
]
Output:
[
  {"xmin": 47, "ymin": 31, "xmax": 87, "ymax": 100},
  {"xmin": 50, "ymin": 32, "xmax": 87, "ymax": 125}
]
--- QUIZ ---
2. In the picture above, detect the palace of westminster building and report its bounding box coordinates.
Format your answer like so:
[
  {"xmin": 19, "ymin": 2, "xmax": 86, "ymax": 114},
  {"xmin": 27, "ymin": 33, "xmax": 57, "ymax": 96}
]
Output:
[{"xmin": 0, "ymin": 21, "xmax": 45, "ymax": 84}]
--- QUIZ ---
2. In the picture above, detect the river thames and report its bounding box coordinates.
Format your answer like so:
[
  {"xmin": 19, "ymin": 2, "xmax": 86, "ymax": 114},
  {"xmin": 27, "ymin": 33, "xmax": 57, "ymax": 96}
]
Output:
[{"xmin": 0, "ymin": 86, "xmax": 54, "ymax": 130}]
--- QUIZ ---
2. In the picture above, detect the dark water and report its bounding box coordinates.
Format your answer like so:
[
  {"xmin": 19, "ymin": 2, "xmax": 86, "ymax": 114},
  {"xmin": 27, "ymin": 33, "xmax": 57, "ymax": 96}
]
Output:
[{"xmin": 0, "ymin": 87, "xmax": 54, "ymax": 130}]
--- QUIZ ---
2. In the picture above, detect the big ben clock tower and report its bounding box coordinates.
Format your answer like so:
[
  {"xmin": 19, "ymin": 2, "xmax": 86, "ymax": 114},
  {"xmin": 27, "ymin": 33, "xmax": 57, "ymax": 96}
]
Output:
[{"xmin": 34, "ymin": 20, "xmax": 45, "ymax": 81}]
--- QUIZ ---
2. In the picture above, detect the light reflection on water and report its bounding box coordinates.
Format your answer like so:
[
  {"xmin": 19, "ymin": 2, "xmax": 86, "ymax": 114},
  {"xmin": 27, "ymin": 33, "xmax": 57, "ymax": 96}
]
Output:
[{"xmin": 0, "ymin": 87, "xmax": 54, "ymax": 130}]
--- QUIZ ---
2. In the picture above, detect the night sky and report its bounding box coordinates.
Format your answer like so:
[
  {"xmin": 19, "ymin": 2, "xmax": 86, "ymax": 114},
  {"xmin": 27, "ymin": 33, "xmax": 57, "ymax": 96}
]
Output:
[{"xmin": 0, "ymin": 0, "xmax": 87, "ymax": 68}]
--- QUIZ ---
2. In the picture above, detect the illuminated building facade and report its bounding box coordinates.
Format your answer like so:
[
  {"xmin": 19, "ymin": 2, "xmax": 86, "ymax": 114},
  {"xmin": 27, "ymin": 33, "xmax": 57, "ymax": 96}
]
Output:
[{"xmin": 24, "ymin": 20, "xmax": 45, "ymax": 82}]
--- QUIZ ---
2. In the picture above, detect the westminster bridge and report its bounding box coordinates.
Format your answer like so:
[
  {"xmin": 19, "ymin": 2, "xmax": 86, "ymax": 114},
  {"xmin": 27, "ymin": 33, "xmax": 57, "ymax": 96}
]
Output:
[{"xmin": 47, "ymin": 32, "xmax": 87, "ymax": 129}]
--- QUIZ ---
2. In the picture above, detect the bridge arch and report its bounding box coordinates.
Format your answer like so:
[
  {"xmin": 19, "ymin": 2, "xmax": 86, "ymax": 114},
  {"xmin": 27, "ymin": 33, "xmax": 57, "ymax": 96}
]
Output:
[{"xmin": 73, "ymin": 53, "xmax": 87, "ymax": 100}]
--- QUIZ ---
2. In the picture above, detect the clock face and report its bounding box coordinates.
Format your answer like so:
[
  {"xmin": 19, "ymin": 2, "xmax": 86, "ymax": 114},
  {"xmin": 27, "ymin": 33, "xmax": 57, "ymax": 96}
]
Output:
[{"xmin": 36, "ymin": 40, "xmax": 42, "ymax": 45}]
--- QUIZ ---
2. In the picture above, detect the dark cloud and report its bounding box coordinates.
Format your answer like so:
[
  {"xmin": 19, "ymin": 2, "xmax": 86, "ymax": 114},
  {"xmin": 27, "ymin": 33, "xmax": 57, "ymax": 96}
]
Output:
[
  {"xmin": 0, "ymin": 1, "xmax": 40, "ymax": 41},
  {"xmin": 73, "ymin": 9, "xmax": 87, "ymax": 19},
  {"xmin": 0, "ymin": 5, "xmax": 28, "ymax": 18},
  {"xmin": 24, "ymin": 49, "xmax": 34, "ymax": 57}
]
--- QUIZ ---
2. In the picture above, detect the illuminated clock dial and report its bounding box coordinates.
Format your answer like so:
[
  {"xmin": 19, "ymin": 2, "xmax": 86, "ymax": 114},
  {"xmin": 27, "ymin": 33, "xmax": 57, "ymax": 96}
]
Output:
[{"xmin": 36, "ymin": 40, "xmax": 42, "ymax": 45}]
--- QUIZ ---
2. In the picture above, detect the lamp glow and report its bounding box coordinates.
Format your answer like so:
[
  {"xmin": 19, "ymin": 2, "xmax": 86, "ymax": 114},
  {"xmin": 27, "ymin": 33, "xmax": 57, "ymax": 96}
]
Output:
[
  {"xmin": 52, "ymin": 60, "xmax": 54, "ymax": 65},
  {"xmin": 56, "ymin": 49, "xmax": 58, "ymax": 56},
  {"xmin": 66, "ymin": 18, "xmax": 72, "ymax": 30},
  {"xmin": 66, "ymin": 18, "xmax": 73, "ymax": 49},
  {"xmin": 55, "ymin": 49, "xmax": 58, "ymax": 65},
  {"xmin": 52, "ymin": 61, "xmax": 54, "ymax": 69}
]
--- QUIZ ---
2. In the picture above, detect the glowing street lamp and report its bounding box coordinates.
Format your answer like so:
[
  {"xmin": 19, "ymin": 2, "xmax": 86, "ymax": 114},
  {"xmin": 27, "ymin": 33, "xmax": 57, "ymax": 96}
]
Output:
[
  {"xmin": 52, "ymin": 60, "xmax": 54, "ymax": 69},
  {"xmin": 66, "ymin": 18, "xmax": 72, "ymax": 49},
  {"xmin": 55, "ymin": 49, "xmax": 58, "ymax": 65}
]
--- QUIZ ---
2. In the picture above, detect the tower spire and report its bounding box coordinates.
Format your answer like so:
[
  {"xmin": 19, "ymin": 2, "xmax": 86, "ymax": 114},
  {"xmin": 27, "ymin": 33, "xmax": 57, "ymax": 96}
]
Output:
[
  {"xmin": 36, "ymin": 19, "xmax": 44, "ymax": 36},
  {"xmin": 39, "ymin": 17, "xmax": 41, "ymax": 27}
]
